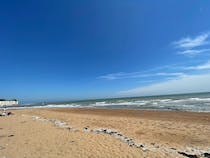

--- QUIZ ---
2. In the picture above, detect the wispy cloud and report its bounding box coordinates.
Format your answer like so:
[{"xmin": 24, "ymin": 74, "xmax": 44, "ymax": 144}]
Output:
[
  {"xmin": 118, "ymin": 73, "xmax": 210, "ymax": 96},
  {"xmin": 173, "ymin": 32, "xmax": 210, "ymax": 56},
  {"xmin": 185, "ymin": 61, "xmax": 210, "ymax": 70},
  {"xmin": 99, "ymin": 72, "xmax": 125, "ymax": 80},
  {"xmin": 99, "ymin": 59, "xmax": 210, "ymax": 83},
  {"xmin": 99, "ymin": 64, "xmax": 180, "ymax": 80},
  {"xmin": 155, "ymin": 72, "xmax": 184, "ymax": 77},
  {"xmin": 173, "ymin": 32, "xmax": 210, "ymax": 49},
  {"xmin": 99, "ymin": 71, "xmax": 184, "ymax": 80},
  {"xmin": 177, "ymin": 48, "xmax": 210, "ymax": 56}
]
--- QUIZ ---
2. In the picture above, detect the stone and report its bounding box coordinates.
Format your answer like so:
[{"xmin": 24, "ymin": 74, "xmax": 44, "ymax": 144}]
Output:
[
  {"xmin": 203, "ymin": 153, "xmax": 210, "ymax": 158},
  {"xmin": 178, "ymin": 151, "xmax": 198, "ymax": 158}
]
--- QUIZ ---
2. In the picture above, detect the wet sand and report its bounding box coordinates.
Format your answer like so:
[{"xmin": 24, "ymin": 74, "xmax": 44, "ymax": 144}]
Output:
[{"xmin": 1, "ymin": 108, "xmax": 210, "ymax": 158}]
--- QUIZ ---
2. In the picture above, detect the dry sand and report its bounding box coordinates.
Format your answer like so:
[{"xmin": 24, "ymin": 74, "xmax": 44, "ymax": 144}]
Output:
[{"xmin": 1, "ymin": 108, "xmax": 210, "ymax": 158}]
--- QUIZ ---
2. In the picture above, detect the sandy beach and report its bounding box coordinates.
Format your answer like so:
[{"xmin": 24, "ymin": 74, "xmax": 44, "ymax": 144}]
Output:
[{"xmin": 1, "ymin": 108, "xmax": 210, "ymax": 158}]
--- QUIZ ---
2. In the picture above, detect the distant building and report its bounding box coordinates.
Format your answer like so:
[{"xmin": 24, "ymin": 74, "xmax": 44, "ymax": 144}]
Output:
[{"xmin": 0, "ymin": 99, "xmax": 18, "ymax": 107}]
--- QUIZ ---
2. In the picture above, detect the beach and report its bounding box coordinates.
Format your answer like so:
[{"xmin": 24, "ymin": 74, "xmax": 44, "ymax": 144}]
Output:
[{"xmin": 1, "ymin": 108, "xmax": 210, "ymax": 158}]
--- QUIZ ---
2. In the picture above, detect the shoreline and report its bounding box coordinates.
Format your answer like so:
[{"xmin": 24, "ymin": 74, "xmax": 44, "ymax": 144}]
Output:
[{"xmin": 4, "ymin": 106, "xmax": 210, "ymax": 113}]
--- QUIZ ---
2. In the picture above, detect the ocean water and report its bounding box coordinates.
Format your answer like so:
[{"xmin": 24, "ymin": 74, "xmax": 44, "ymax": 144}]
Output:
[{"xmin": 5, "ymin": 92, "xmax": 210, "ymax": 112}]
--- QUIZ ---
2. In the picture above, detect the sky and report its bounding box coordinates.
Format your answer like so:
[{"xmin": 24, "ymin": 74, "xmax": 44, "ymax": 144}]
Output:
[{"xmin": 1, "ymin": 0, "xmax": 210, "ymax": 102}]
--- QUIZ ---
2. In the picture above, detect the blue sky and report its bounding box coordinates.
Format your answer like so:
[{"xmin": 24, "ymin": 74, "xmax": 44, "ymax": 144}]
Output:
[{"xmin": 1, "ymin": 0, "xmax": 210, "ymax": 102}]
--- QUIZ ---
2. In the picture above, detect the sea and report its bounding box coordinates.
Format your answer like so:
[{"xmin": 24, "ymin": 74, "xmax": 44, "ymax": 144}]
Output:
[{"xmin": 4, "ymin": 92, "xmax": 210, "ymax": 112}]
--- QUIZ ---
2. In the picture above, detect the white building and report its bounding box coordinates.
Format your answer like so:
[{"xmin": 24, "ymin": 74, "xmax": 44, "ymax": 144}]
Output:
[{"xmin": 0, "ymin": 99, "xmax": 18, "ymax": 107}]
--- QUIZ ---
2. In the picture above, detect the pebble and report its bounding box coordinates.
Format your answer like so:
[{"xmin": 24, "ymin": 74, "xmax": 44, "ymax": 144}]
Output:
[{"xmin": 83, "ymin": 127, "xmax": 147, "ymax": 151}]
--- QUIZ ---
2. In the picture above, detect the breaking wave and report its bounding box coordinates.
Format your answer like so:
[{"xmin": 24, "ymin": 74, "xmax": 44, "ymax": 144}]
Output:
[{"xmin": 4, "ymin": 93, "xmax": 210, "ymax": 112}]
